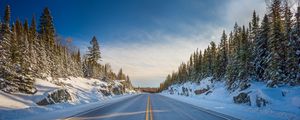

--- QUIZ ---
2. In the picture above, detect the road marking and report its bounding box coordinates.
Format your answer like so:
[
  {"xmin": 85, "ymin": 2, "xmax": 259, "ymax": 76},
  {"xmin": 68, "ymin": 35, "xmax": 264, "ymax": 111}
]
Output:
[
  {"xmin": 145, "ymin": 95, "xmax": 154, "ymax": 120},
  {"xmin": 145, "ymin": 96, "xmax": 149, "ymax": 120},
  {"xmin": 150, "ymin": 96, "xmax": 153, "ymax": 120}
]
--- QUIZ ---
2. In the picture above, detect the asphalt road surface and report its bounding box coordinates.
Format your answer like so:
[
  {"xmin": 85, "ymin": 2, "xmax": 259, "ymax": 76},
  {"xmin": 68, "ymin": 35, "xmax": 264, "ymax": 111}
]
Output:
[{"xmin": 65, "ymin": 94, "xmax": 238, "ymax": 120}]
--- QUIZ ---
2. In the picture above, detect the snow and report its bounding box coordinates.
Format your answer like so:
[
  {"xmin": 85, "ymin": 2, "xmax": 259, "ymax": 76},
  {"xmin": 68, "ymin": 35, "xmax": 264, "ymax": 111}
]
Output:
[
  {"xmin": 0, "ymin": 77, "xmax": 137, "ymax": 120},
  {"xmin": 160, "ymin": 77, "xmax": 300, "ymax": 120}
]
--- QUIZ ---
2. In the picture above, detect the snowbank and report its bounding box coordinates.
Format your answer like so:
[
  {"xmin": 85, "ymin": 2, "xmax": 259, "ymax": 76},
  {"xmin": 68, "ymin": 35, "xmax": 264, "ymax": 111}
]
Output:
[
  {"xmin": 161, "ymin": 77, "xmax": 300, "ymax": 120},
  {"xmin": 0, "ymin": 77, "xmax": 136, "ymax": 120}
]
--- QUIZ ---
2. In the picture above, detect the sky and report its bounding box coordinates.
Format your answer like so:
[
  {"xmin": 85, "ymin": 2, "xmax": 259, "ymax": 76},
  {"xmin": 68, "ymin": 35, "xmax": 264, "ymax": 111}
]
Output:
[{"xmin": 0, "ymin": 0, "xmax": 267, "ymax": 87}]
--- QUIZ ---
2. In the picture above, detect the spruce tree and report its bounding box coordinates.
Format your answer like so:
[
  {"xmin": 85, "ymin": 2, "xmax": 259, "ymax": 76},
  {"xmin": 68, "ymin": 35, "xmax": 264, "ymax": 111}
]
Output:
[
  {"xmin": 20, "ymin": 20, "xmax": 31, "ymax": 75},
  {"xmin": 218, "ymin": 30, "xmax": 228, "ymax": 78},
  {"xmin": 266, "ymin": 0, "xmax": 286, "ymax": 86},
  {"xmin": 226, "ymin": 23, "xmax": 240, "ymax": 89},
  {"xmin": 0, "ymin": 5, "xmax": 12, "ymax": 78},
  {"xmin": 284, "ymin": 1, "xmax": 298, "ymax": 85},
  {"xmin": 210, "ymin": 41, "xmax": 217, "ymax": 78},
  {"xmin": 39, "ymin": 7, "xmax": 55, "ymax": 50},
  {"xmin": 87, "ymin": 36, "xmax": 101, "ymax": 63},
  {"xmin": 295, "ymin": 5, "xmax": 300, "ymax": 84},
  {"xmin": 85, "ymin": 36, "xmax": 101, "ymax": 78},
  {"xmin": 254, "ymin": 15, "xmax": 270, "ymax": 81}
]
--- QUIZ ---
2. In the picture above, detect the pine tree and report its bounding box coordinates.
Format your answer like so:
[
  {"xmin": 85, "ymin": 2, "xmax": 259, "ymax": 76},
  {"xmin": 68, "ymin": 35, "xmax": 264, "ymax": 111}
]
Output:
[
  {"xmin": 254, "ymin": 14, "xmax": 270, "ymax": 81},
  {"xmin": 266, "ymin": 0, "xmax": 286, "ymax": 86},
  {"xmin": 210, "ymin": 41, "xmax": 217, "ymax": 78},
  {"xmin": 237, "ymin": 26, "xmax": 251, "ymax": 81},
  {"xmin": 39, "ymin": 8, "xmax": 56, "ymax": 77},
  {"xmin": 187, "ymin": 54, "xmax": 194, "ymax": 81},
  {"xmin": 0, "ymin": 5, "xmax": 12, "ymax": 78},
  {"xmin": 32, "ymin": 15, "xmax": 48, "ymax": 77},
  {"xmin": 203, "ymin": 48, "xmax": 209, "ymax": 77},
  {"xmin": 218, "ymin": 30, "xmax": 228, "ymax": 79},
  {"xmin": 214, "ymin": 45, "xmax": 222, "ymax": 79},
  {"xmin": 193, "ymin": 51, "xmax": 200, "ymax": 79},
  {"xmin": 197, "ymin": 50, "xmax": 203, "ymax": 79},
  {"xmin": 20, "ymin": 20, "xmax": 31, "ymax": 75},
  {"xmin": 85, "ymin": 36, "xmax": 101, "ymax": 78},
  {"xmin": 87, "ymin": 36, "xmax": 101, "ymax": 63},
  {"xmin": 249, "ymin": 11, "xmax": 259, "ymax": 78},
  {"xmin": 226, "ymin": 23, "xmax": 240, "ymax": 89},
  {"xmin": 284, "ymin": 1, "xmax": 298, "ymax": 85},
  {"xmin": 39, "ymin": 7, "xmax": 55, "ymax": 50},
  {"xmin": 117, "ymin": 68, "xmax": 126, "ymax": 80},
  {"xmin": 28, "ymin": 16, "xmax": 39, "ymax": 76},
  {"xmin": 295, "ymin": 4, "xmax": 300, "ymax": 84}
]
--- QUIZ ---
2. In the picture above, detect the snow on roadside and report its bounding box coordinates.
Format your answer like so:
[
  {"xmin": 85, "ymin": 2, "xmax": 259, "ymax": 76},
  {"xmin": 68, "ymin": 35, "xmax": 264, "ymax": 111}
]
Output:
[
  {"xmin": 0, "ymin": 94, "xmax": 136, "ymax": 120},
  {"xmin": 0, "ymin": 77, "xmax": 137, "ymax": 120},
  {"xmin": 160, "ymin": 77, "xmax": 300, "ymax": 120}
]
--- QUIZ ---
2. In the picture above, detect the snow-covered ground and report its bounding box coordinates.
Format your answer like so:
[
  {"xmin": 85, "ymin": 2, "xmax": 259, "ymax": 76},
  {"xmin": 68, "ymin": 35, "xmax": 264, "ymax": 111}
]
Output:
[
  {"xmin": 160, "ymin": 77, "xmax": 300, "ymax": 120},
  {"xmin": 0, "ymin": 77, "xmax": 137, "ymax": 120}
]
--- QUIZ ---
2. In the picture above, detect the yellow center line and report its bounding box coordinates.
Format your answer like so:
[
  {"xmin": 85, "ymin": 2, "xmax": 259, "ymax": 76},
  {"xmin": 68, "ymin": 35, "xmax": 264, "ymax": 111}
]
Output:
[
  {"xmin": 150, "ymin": 97, "xmax": 153, "ymax": 120},
  {"xmin": 145, "ymin": 96, "xmax": 154, "ymax": 120},
  {"xmin": 145, "ymin": 96, "xmax": 149, "ymax": 120}
]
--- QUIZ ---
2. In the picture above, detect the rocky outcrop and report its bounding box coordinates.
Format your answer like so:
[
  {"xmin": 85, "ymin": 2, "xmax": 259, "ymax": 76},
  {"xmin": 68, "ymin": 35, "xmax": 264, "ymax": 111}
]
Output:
[
  {"xmin": 112, "ymin": 86, "xmax": 123, "ymax": 95},
  {"xmin": 94, "ymin": 80, "xmax": 134, "ymax": 96},
  {"xmin": 194, "ymin": 88, "xmax": 209, "ymax": 95},
  {"xmin": 181, "ymin": 87, "xmax": 189, "ymax": 96},
  {"xmin": 99, "ymin": 89, "xmax": 111, "ymax": 96},
  {"xmin": 169, "ymin": 87, "xmax": 175, "ymax": 95},
  {"xmin": 36, "ymin": 89, "xmax": 72, "ymax": 106},
  {"xmin": 233, "ymin": 92, "xmax": 251, "ymax": 106}
]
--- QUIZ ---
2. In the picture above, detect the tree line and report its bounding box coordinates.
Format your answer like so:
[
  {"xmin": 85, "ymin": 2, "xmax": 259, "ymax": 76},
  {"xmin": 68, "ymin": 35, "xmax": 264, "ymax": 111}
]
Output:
[
  {"xmin": 160, "ymin": 0, "xmax": 300, "ymax": 91},
  {"xmin": 0, "ymin": 5, "xmax": 132, "ymax": 94}
]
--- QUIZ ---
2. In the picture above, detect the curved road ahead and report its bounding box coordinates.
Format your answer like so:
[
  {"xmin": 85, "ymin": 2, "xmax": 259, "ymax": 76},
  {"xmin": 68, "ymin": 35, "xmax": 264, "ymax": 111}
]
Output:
[{"xmin": 66, "ymin": 94, "xmax": 238, "ymax": 120}]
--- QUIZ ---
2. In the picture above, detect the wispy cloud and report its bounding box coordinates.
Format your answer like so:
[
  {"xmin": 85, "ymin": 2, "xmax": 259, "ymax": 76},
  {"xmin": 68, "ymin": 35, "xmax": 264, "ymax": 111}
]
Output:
[
  {"xmin": 225, "ymin": 0, "xmax": 266, "ymax": 26},
  {"xmin": 101, "ymin": 24, "xmax": 225, "ymax": 87},
  {"xmin": 73, "ymin": 0, "xmax": 267, "ymax": 87}
]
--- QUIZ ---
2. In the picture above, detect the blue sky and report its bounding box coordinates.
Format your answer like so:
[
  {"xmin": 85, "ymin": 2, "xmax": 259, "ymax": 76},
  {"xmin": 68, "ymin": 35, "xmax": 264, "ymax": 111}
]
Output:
[{"xmin": 1, "ymin": 0, "xmax": 266, "ymax": 87}]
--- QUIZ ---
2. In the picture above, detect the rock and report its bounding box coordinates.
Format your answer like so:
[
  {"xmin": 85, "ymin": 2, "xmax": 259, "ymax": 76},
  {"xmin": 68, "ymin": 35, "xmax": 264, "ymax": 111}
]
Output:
[
  {"xmin": 112, "ymin": 86, "xmax": 123, "ymax": 95},
  {"xmin": 169, "ymin": 87, "xmax": 174, "ymax": 95},
  {"xmin": 36, "ymin": 89, "xmax": 72, "ymax": 106},
  {"xmin": 194, "ymin": 88, "xmax": 209, "ymax": 95},
  {"xmin": 256, "ymin": 96, "xmax": 268, "ymax": 107},
  {"xmin": 101, "ymin": 77, "xmax": 109, "ymax": 82},
  {"xmin": 99, "ymin": 89, "xmax": 111, "ymax": 96},
  {"xmin": 182, "ymin": 87, "xmax": 189, "ymax": 96},
  {"xmin": 233, "ymin": 92, "xmax": 251, "ymax": 105}
]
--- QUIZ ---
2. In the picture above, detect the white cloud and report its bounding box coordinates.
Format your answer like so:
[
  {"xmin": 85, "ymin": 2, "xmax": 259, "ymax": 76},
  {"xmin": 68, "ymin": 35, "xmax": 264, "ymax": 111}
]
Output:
[
  {"xmin": 77, "ymin": 0, "xmax": 267, "ymax": 87},
  {"xmin": 101, "ymin": 24, "xmax": 225, "ymax": 87},
  {"xmin": 225, "ymin": 0, "xmax": 266, "ymax": 26}
]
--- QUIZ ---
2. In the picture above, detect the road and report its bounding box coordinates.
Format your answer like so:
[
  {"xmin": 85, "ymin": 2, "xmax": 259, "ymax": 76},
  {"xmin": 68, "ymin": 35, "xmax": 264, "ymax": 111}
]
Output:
[{"xmin": 65, "ymin": 94, "xmax": 238, "ymax": 120}]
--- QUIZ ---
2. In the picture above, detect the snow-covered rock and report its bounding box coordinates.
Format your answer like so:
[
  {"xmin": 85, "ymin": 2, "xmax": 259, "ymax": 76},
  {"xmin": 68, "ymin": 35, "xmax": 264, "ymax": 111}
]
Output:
[
  {"xmin": 0, "ymin": 76, "xmax": 136, "ymax": 119},
  {"xmin": 161, "ymin": 77, "xmax": 300, "ymax": 120},
  {"xmin": 36, "ymin": 89, "xmax": 72, "ymax": 106},
  {"xmin": 233, "ymin": 92, "xmax": 251, "ymax": 105},
  {"xmin": 0, "ymin": 77, "xmax": 135, "ymax": 110}
]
